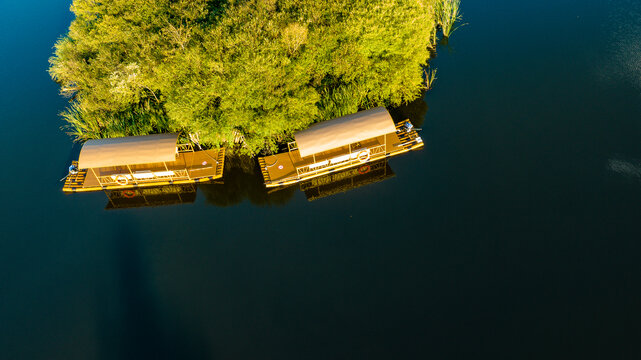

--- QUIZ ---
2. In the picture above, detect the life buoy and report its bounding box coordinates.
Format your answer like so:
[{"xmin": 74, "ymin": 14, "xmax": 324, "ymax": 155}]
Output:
[
  {"xmin": 358, "ymin": 165, "xmax": 370, "ymax": 174},
  {"xmin": 357, "ymin": 150, "xmax": 370, "ymax": 163},
  {"xmin": 115, "ymin": 175, "xmax": 128, "ymax": 185},
  {"xmin": 122, "ymin": 189, "xmax": 136, "ymax": 198}
]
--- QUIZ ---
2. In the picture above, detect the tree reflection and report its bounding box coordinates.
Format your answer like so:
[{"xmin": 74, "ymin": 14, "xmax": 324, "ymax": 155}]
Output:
[
  {"xmin": 199, "ymin": 155, "xmax": 296, "ymax": 207},
  {"xmin": 389, "ymin": 92, "xmax": 428, "ymax": 128}
]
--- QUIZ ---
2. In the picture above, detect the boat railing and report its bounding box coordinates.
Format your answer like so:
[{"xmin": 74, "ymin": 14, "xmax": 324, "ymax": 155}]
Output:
[
  {"xmin": 295, "ymin": 143, "xmax": 386, "ymax": 179},
  {"xmin": 394, "ymin": 120, "xmax": 423, "ymax": 147},
  {"xmin": 97, "ymin": 169, "xmax": 190, "ymax": 186},
  {"xmin": 177, "ymin": 143, "xmax": 194, "ymax": 153}
]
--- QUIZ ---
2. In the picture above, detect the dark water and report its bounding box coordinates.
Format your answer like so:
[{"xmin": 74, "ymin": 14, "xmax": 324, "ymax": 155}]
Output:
[{"xmin": 2, "ymin": 0, "xmax": 641, "ymax": 358}]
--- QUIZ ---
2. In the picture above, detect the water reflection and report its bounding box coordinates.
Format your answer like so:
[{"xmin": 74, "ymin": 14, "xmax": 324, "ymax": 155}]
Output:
[
  {"xmin": 389, "ymin": 91, "xmax": 428, "ymax": 128},
  {"xmin": 603, "ymin": 0, "xmax": 641, "ymax": 88},
  {"xmin": 99, "ymin": 149, "xmax": 419, "ymax": 209},
  {"xmin": 608, "ymin": 157, "xmax": 641, "ymax": 180},
  {"xmin": 199, "ymin": 155, "xmax": 296, "ymax": 207},
  {"xmin": 96, "ymin": 97, "xmax": 429, "ymax": 209},
  {"xmin": 301, "ymin": 159, "xmax": 394, "ymax": 201},
  {"xmin": 105, "ymin": 184, "xmax": 198, "ymax": 210},
  {"xmin": 200, "ymin": 156, "xmax": 399, "ymax": 205}
]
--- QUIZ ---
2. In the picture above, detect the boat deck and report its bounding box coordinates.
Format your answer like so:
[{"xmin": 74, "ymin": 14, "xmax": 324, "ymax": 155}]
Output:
[
  {"xmin": 258, "ymin": 120, "xmax": 423, "ymax": 187},
  {"xmin": 63, "ymin": 148, "xmax": 225, "ymax": 193}
]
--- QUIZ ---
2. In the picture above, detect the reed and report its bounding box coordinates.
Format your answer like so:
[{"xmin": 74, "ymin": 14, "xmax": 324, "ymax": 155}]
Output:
[
  {"xmin": 317, "ymin": 84, "xmax": 365, "ymax": 121},
  {"xmin": 61, "ymin": 101, "xmax": 175, "ymax": 142},
  {"xmin": 435, "ymin": 0, "xmax": 464, "ymax": 38},
  {"xmin": 424, "ymin": 68, "xmax": 437, "ymax": 90}
]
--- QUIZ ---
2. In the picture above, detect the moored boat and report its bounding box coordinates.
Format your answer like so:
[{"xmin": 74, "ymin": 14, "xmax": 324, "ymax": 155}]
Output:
[
  {"xmin": 257, "ymin": 107, "xmax": 423, "ymax": 188},
  {"xmin": 62, "ymin": 133, "xmax": 224, "ymax": 193}
]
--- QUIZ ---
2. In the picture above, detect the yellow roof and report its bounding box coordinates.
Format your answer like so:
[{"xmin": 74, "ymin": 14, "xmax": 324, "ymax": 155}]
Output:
[
  {"xmin": 294, "ymin": 107, "xmax": 397, "ymax": 158},
  {"xmin": 78, "ymin": 133, "xmax": 179, "ymax": 169}
]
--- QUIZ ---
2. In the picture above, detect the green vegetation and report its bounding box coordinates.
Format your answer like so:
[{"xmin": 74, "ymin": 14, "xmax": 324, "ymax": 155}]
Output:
[
  {"xmin": 50, "ymin": 0, "xmax": 460, "ymax": 154},
  {"xmin": 435, "ymin": 0, "xmax": 464, "ymax": 38}
]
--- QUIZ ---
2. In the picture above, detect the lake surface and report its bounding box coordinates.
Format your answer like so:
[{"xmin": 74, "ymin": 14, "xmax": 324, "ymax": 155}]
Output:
[{"xmin": 2, "ymin": 0, "xmax": 641, "ymax": 359}]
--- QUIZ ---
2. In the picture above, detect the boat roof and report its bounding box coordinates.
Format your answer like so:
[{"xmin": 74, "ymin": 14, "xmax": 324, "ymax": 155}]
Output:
[
  {"xmin": 78, "ymin": 133, "xmax": 179, "ymax": 169},
  {"xmin": 294, "ymin": 107, "xmax": 397, "ymax": 158}
]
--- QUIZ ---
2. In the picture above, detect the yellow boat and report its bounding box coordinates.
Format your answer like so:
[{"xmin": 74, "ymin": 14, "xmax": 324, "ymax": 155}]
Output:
[
  {"xmin": 63, "ymin": 133, "xmax": 224, "ymax": 193},
  {"xmin": 258, "ymin": 107, "xmax": 423, "ymax": 188}
]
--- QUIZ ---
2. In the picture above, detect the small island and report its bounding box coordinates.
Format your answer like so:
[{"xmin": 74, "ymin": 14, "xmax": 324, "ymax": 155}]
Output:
[{"xmin": 50, "ymin": 0, "xmax": 462, "ymax": 155}]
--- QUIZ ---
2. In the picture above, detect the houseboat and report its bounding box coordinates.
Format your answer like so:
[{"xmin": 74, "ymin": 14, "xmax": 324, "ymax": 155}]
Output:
[
  {"xmin": 257, "ymin": 107, "xmax": 423, "ymax": 188},
  {"xmin": 63, "ymin": 133, "xmax": 224, "ymax": 193}
]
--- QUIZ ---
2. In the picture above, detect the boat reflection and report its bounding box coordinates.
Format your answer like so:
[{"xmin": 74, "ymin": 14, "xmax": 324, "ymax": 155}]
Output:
[
  {"xmin": 105, "ymin": 184, "xmax": 199, "ymax": 210},
  {"xmin": 69, "ymin": 97, "xmax": 427, "ymax": 209},
  {"xmin": 102, "ymin": 157, "xmax": 399, "ymax": 208},
  {"xmin": 300, "ymin": 159, "xmax": 394, "ymax": 201}
]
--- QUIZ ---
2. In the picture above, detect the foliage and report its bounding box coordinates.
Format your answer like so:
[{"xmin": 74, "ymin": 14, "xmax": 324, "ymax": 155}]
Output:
[
  {"xmin": 435, "ymin": 0, "xmax": 464, "ymax": 38},
  {"xmin": 50, "ymin": 0, "xmax": 444, "ymax": 154}
]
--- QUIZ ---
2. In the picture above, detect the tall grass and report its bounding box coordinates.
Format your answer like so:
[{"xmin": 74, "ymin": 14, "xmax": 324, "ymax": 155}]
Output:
[
  {"xmin": 423, "ymin": 68, "xmax": 437, "ymax": 90},
  {"xmin": 317, "ymin": 84, "xmax": 366, "ymax": 121},
  {"xmin": 62, "ymin": 100, "xmax": 176, "ymax": 142},
  {"xmin": 435, "ymin": 0, "xmax": 464, "ymax": 38}
]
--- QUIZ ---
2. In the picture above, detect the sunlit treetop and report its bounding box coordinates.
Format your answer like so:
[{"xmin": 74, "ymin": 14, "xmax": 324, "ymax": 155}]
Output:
[{"xmin": 50, "ymin": 0, "xmax": 445, "ymax": 154}]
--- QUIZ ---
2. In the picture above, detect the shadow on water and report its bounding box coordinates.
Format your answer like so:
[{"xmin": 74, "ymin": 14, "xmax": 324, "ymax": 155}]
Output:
[
  {"xmin": 389, "ymin": 92, "xmax": 428, "ymax": 128},
  {"xmin": 198, "ymin": 155, "xmax": 296, "ymax": 207},
  {"xmin": 199, "ymin": 144, "xmax": 416, "ymax": 205},
  {"xmin": 60, "ymin": 142, "xmax": 82, "ymax": 180},
  {"xmin": 97, "ymin": 221, "xmax": 209, "ymax": 359}
]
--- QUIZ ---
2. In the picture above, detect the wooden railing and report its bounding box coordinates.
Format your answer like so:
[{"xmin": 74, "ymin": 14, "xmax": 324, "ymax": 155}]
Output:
[
  {"xmin": 98, "ymin": 169, "xmax": 189, "ymax": 186},
  {"xmin": 177, "ymin": 143, "xmax": 194, "ymax": 153},
  {"xmin": 295, "ymin": 143, "xmax": 386, "ymax": 179}
]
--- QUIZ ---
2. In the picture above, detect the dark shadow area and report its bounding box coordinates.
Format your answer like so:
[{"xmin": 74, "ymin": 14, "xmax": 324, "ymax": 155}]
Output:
[
  {"xmin": 96, "ymin": 222, "xmax": 209, "ymax": 360},
  {"xmin": 199, "ymin": 155, "xmax": 296, "ymax": 207},
  {"xmin": 389, "ymin": 92, "xmax": 428, "ymax": 128},
  {"xmin": 60, "ymin": 142, "xmax": 82, "ymax": 179},
  {"xmin": 202, "ymin": 0, "xmax": 230, "ymax": 26}
]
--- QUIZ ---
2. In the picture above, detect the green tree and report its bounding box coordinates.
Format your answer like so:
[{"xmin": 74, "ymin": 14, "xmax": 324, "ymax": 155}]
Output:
[{"xmin": 50, "ymin": 0, "xmax": 442, "ymax": 154}]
